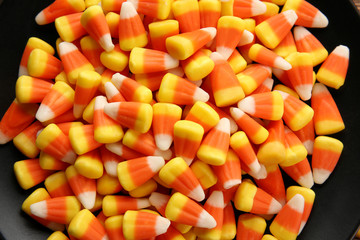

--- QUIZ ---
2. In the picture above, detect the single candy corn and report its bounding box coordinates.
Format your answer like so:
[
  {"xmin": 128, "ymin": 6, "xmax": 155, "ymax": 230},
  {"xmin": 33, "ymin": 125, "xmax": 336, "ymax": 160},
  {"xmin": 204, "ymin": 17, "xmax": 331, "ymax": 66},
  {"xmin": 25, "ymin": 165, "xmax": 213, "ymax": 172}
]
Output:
[
  {"xmin": 190, "ymin": 160, "xmax": 217, "ymax": 189},
  {"xmin": 104, "ymin": 101, "xmax": 153, "ymax": 133},
  {"xmin": 185, "ymin": 101, "xmax": 220, "ymax": 133},
  {"xmin": 102, "ymin": 195, "xmax": 150, "ymax": 216},
  {"xmin": 36, "ymin": 81, "xmax": 74, "ymax": 122},
  {"xmin": 277, "ymin": 90, "xmax": 314, "ymax": 131},
  {"xmin": 48, "ymin": 231, "xmax": 70, "ymax": 240},
  {"xmin": 149, "ymin": 20, "xmax": 180, "ymax": 52},
  {"xmin": 236, "ymin": 213, "xmax": 267, "ymax": 240},
  {"xmin": 14, "ymin": 159, "xmax": 53, "ymax": 190},
  {"xmin": 197, "ymin": 118, "xmax": 230, "ymax": 165},
  {"xmin": 104, "ymin": 215, "xmax": 125, "ymax": 240},
  {"xmin": 215, "ymin": 16, "xmax": 245, "ymax": 60},
  {"xmin": 255, "ymin": 10, "xmax": 298, "ymax": 49},
  {"xmin": 159, "ymin": 157, "xmax": 205, "ymax": 201},
  {"xmin": 36, "ymin": 124, "xmax": 77, "ymax": 164},
  {"xmin": 119, "ymin": 2, "xmax": 148, "ymax": 51},
  {"xmin": 172, "ymin": 0, "xmax": 200, "ymax": 32},
  {"xmin": 100, "ymin": 44, "xmax": 129, "ymax": 72},
  {"xmin": 93, "ymin": 96, "xmax": 124, "ymax": 144},
  {"xmin": 66, "ymin": 165, "xmax": 97, "ymax": 209},
  {"xmin": 228, "ymin": 49, "xmax": 248, "ymax": 74},
  {"xmin": 255, "ymin": 164, "xmax": 286, "ymax": 206},
  {"xmin": 233, "ymin": 0, "xmax": 267, "ymax": 18},
  {"xmin": 312, "ymin": 136, "xmax": 343, "ymax": 184},
  {"xmin": 35, "ymin": 0, "xmax": 86, "ymax": 25},
  {"xmin": 58, "ymin": 41, "xmax": 95, "ymax": 84},
  {"xmin": 16, "ymin": 76, "xmax": 53, "ymax": 104},
  {"xmin": 286, "ymin": 186, "xmax": 315, "ymax": 234},
  {"xmin": 111, "ymin": 73, "xmax": 153, "ymax": 103},
  {"xmin": 316, "ymin": 45, "xmax": 350, "ymax": 89},
  {"xmin": 158, "ymin": 73, "xmax": 209, "ymax": 105},
  {"xmin": 212, "ymin": 149, "xmax": 242, "ymax": 189},
  {"xmin": 68, "ymin": 209, "xmax": 108, "ymax": 240},
  {"xmin": 30, "ymin": 196, "xmax": 81, "ymax": 224},
  {"xmin": 230, "ymin": 107, "xmax": 268, "ymax": 145},
  {"xmin": 230, "ymin": 131, "xmax": 261, "ymax": 175},
  {"xmin": 236, "ymin": 64, "xmax": 271, "ymax": 96},
  {"xmin": 293, "ymin": 26, "xmax": 328, "ymax": 66},
  {"xmin": 122, "ymin": 129, "xmax": 172, "ymax": 159},
  {"xmin": 311, "ymin": 83, "xmax": 345, "ymax": 135},
  {"xmin": 100, "ymin": 146, "xmax": 123, "ymax": 177},
  {"xmin": 117, "ymin": 156, "xmax": 165, "ymax": 191},
  {"xmin": 249, "ymin": 44, "xmax": 292, "ymax": 70},
  {"xmin": 193, "ymin": 191, "xmax": 225, "ymax": 239},
  {"xmin": 68, "ymin": 124, "xmax": 102, "ymax": 155},
  {"xmin": 128, "ymin": 0, "xmax": 171, "ymax": 19},
  {"xmin": 281, "ymin": 158, "xmax": 314, "ymax": 188},
  {"xmin": 165, "ymin": 192, "xmax": 216, "ymax": 228},
  {"xmin": 18, "ymin": 37, "xmax": 55, "ymax": 76},
  {"xmin": 166, "ymin": 27, "xmax": 216, "ymax": 60},
  {"xmin": 257, "ymin": 120, "xmax": 286, "ymax": 165},
  {"xmin": 238, "ymin": 91, "xmax": 284, "ymax": 121},
  {"xmin": 45, "ymin": 171, "xmax": 74, "ymax": 197},
  {"xmin": 74, "ymin": 150, "xmax": 103, "ymax": 179},
  {"xmin": 129, "ymin": 178, "xmax": 158, "ymax": 198},
  {"xmin": 152, "ymin": 103, "xmax": 182, "ymax": 151},
  {"xmin": 199, "ymin": 0, "xmax": 221, "ymax": 28},
  {"xmin": 39, "ymin": 151, "xmax": 70, "ymax": 171},
  {"xmin": 80, "ymin": 36, "xmax": 105, "ymax": 74},
  {"xmin": 273, "ymin": 31, "xmax": 297, "ymax": 58},
  {"xmin": 81, "ymin": 5, "xmax": 114, "ymax": 52},
  {"xmin": 73, "ymin": 70, "xmax": 101, "ymax": 118},
  {"xmin": 55, "ymin": 13, "xmax": 87, "ymax": 42},
  {"xmin": 285, "ymin": 52, "xmax": 313, "ymax": 101},
  {"xmin": 0, "ymin": 99, "xmax": 38, "ymax": 144},
  {"xmin": 282, "ymin": 0, "xmax": 328, "ymax": 28},
  {"xmin": 97, "ymin": 172, "xmax": 122, "ymax": 195},
  {"xmin": 269, "ymin": 194, "xmax": 304, "ymax": 240},
  {"xmin": 181, "ymin": 49, "xmax": 215, "ymax": 82},
  {"xmin": 13, "ymin": 121, "xmax": 43, "ymax": 158},
  {"xmin": 234, "ymin": 179, "xmax": 282, "ymax": 214},
  {"xmin": 209, "ymin": 52, "xmax": 245, "ymax": 107},
  {"xmin": 123, "ymin": 210, "xmax": 170, "ymax": 239},
  {"xmin": 281, "ymin": 126, "xmax": 308, "ymax": 167},
  {"xmin": 27, "ymin": 49, "xmax": 63, "ymax": 79},
  {"xmin": 173, "ymin": 120, "xmax": 204, "ymax": 165}
]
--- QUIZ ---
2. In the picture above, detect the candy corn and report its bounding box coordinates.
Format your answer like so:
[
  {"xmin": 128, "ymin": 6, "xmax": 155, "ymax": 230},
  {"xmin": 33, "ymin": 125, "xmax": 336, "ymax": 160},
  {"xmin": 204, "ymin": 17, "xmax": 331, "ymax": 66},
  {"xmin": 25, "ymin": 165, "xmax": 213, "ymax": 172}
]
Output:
[
  {"xmin": 273, "ymin": 31, "xmax": 297, "ymax": 58},
  {"xmin": 117, "ymin": 156, "xmax": 165, "ymax": 191},
  {"xmin": 68, "ymin": 209, "xmax": 108, "ymax": 240},
  {"xmin": 233, "ymin": 0, "xmax": 267, "ymax": 18},
  {"xmin": 165, "ymin": 192, "xmax": 216, "ymax": 228},
  {"xmin": 15, "ymin": 76, "xmax": 53, "ymax": 104},
  {"xmin": 74, "ymin": 150, "xmax": 103, "ymax": 179},
  {"xmin": 27, "ymin": 49, "xmax": 63, "ymax": 79},
  {"xmin": 236, "ymin": 64, "xmax": 271, "ymax": 96},
  {"xmin": 249, "ymin": 43, "xmax": 292, "ymax": 70},
  {"xmin": 13, "ymin": 121, "xmax": 43, "ymax": 158},
  {"xmin": 104, "ymin": 215, "xmax": 125, "ymax": 240},
  {"xmin": 68, "ymin": 124, "xmax": 103, "ymax": 155},
  {"xmin": 55, "ymin": 13, "xmax": 87, "ymax": 42},
  {"xmin": 166, "ymin": 27, "xmax": 216, "ymax": 60},
  {"xmin": 172, "ymin": 0, "xmax": 200, "ymax": 32},
  {"xmin": 35, "ymin": 0, "xmax": 86, "ymax": 25},
  {"xmin": 119, "ymin": 2, "xmax": 148, "ymax": 51},
  {"xmin": 97, "ymin": 172, "xmax": 122, "ymax": 195},
  {"xmin": 123, "ymin": 210, "xmax": 170, "ymax": 239},
  {"xmin": 128, "ymin": 0, "xmax": 171, "ymax": 19},
  {"xmin": 181, "ymin": 49, "xmax": 215, "ymax": 82},
  {"xmin": 190, "ymin": 160, "xmax": 218, "ymax": 190},
  {"xmin": 269, "ymin": 194, "xmax": 304, "ymax": 240},
  {"xmin": 100, "ymin": 44, "xmax": 129, "ymax": 72},
  {"xmin": 39, "ymin": 151, "xmax": 70, "ymax": 171},
  {"xmin": 209, "ymin": 52, "xmax": 245, "ymax": 107},
  {"xmin": 158, "ymin": 73, "xmax": 209, "ymax": 105},
  {"xmin": 159, "ymin": 157, "xmax": 205, "ymax": 201},
  {"xmin": 149, "ymin": 20, "xmax": 180, "ymax": 52},
  {"xmin": 236, "ymin": 213, "xmax": 267, "ymax": 240},
  {"xmin": 152, "ymin": 103, "xmax": 182, "ymax": 151},
  {"xmin": 104, "ymin": 101, "xmax": 153, "ymax": 133},
  {"xmin": 281, "ymin": 158, "xmax": 314, "ymax": 188},
  {"xmin": 255, "ymin": 10, "xmax": 298, "ymax": 49},
  {"xmin": 104, "ymin": 81, "xmax": 126, "ymax": 103},
  {"xmin": 199, "ymin": 0, "xmax": 221, "ymax": 28},
  {"xmin": 185, "ymin": 101, "xmax": 220, "ymax": 133},
  {"xmin": 311, "ymin": 83, "xmax": 345, "ymax": 135},
  {"xmin": 312, "ymin": 136, "xmax": 343, "ymax": 184},
  {"xmin": 44, "ymin": 171, "xmax": 74, "ymax": 197},
  {"xmin": 30, "ymin": 196, "xmax": 81, "ymax": 224},
  {"xmin": 316, "ymin": 45, "xmax": 349, "ymax": 89}
]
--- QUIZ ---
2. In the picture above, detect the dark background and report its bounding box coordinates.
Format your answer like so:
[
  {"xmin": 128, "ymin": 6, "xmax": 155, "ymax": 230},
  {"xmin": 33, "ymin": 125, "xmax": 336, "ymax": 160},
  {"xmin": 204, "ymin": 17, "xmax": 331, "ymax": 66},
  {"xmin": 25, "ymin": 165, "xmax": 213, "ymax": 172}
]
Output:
[{"xmin": 1, "ymin": 0, "xmax": 360, "ymax": 239}]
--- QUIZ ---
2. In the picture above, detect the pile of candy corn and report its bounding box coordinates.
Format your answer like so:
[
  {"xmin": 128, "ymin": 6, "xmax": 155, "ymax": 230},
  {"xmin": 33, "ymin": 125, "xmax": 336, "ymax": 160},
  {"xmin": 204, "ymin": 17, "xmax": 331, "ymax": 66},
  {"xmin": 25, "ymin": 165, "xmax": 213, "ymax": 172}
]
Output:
[{"xmin": 0, "ymin": 0, "xmax": 350, "ymax": 239}]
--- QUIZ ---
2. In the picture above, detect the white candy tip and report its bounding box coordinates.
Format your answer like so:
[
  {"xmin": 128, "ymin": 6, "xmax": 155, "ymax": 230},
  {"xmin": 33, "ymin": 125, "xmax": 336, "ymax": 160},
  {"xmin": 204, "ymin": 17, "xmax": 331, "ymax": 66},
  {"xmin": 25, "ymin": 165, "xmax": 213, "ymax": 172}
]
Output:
[
  {"xmin": 120, "ymin": 2, "xmax": 138, "ymax": 18},
  {"xmin": 206, "ymin": 191, "xmax": 225, "ymax": 208},
  {"xmin": 250, "ymin": 163, "xmax": 268, "ymax": 180},
  {"xmin": 99, "ymin": 34, "xmax": 114, "ymax": 52},
  {"xmin": 287, "ymin": 194, "xmax": 305, "ymax": 213},
  {"xmin": 154, "ymin": 149, "xmax": 172, "ymax": 160},
  {"xmin": 293, "ymin": 26, "xmax": 310, "ymax": 41},
  {"xmin": 298, "ymin": 172, "xmax": 314, "ymax": 189},
  {"xmin": 147, "ymin": 156, "xmax": 165, "ymax": 172},
  {"xmin": 274, "ymin": 57, "xmax": 292, "ymax": 70},
  {"xmin": 215, "ymin": 118, "xmax": 230, "ymax": 134},
  {"xmin": 268, "ymin": 198, "xmax": 283, "ymax": 214},
  {"xmin": 283, "ymin": 10, "xmax": 298, "ymax": 25},
  {"xmin": 78, "ymin": 191, "xmax": 96, "ymax": 209},
  {"xmin": 252, "ymin": 0, "xmax": 267, "ymax": 16},
  {"xmin": 35, "ymin": 11, "xmax": 47, "ymax": 25},
  {"xmin": 333, "ymin": 45, "xmax": 350, "ymax": 58},
  {"xmin": 197, "ymin": 209, "xmax": 217, "ymax": 229},
  {"xmin": 164, "ymin": 54, "xmax": 180, "ymax": 69},
  {"xmin": 18, "ymin": 66, "xmax": 28, "ymax": 77},
  {"xmin": 238, "ymin": 30, "xmax": 254, "ymax": 46},
  {"xmin": 155, "ymin": 134, "xmax": 173, "ymax": 151},
  {"xmin": 237, "ymin": 96, "xmax": 256, "ymax": 115},
  {"xmin": 149, "ymin": 192, "xmax": 169, "ymax": 208},
  {"xmin": 0, "ymin": 130, "xmax": 11, "ymax": 144},
  {"xmin": 104, "ymin": 102, "xmax": 120, "ymax": 120},
  {"xmin": 58, "ymin": 41, "xmax": 78, "ymax": 56},
  {"xmin": 105, "ymin": 82, "xmax": 120, "ymax": 100},
  {"xmin": 313, "ymin": 168, "xmax": 331, "ymax": 185},
  {"xmin": 155, "ymin": 216, "xmax": 171, "ymax": 235},
  {"xmin": 312, "ymin": 11, "xmax": 329, "ymax": 28},
  {"xmin": 223, "ymin": 179, "xmax": 242, "ymax": 189},
  {"xmin": 111, "ymin": 73, "xmax": 127, "ymax": 88},
  {"xmin": 61, "ymin": 150, "xmax": 77, "ymax": 164},
  {"xmin": 137, "ymin": 198, "xmax": 151, "ymax": 208},
  {"xmin": 104, "ymin": 161, "xmax": 119, "ymax": 177},
  {"xmin": 188, "ymin": 185, "xmax": 206, "ymax": 202},
  {"xmin": 30, "ymin": 201, "xmax": 47, "ymax": 218},
  {"xmin": 202, "ymin": 27, "xmax": 217, "ymax": 40},
  {"xmin": 216, "ymin": 46, "xmax": 233, "ymax": 60},
  {"xmin": 36, "ymin": 104, "xmax": 55, "ymax": 122},
  {"xmin": 296, "ymin": 84, "xmax": 313, "ymax": 101},
  {"xmin": 193, "ymin": 87, "xmax": 210, "ymax": 103}
]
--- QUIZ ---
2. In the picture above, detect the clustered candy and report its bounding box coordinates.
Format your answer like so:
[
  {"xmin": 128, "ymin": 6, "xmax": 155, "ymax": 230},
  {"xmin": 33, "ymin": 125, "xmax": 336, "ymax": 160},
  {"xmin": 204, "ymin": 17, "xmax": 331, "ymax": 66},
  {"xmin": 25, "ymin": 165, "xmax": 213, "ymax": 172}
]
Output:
[{"xmin": 0, "ymin": 0, "xmax": 350, "ymax": 239}]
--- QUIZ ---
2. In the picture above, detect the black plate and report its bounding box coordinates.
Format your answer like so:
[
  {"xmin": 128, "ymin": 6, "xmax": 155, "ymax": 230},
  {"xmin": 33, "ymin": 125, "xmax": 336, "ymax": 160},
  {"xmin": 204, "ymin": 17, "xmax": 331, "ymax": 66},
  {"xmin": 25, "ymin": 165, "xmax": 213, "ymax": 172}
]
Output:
[{"xmin": 1, "ymin": 0, "xmax": 360, "ymax": 239}]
